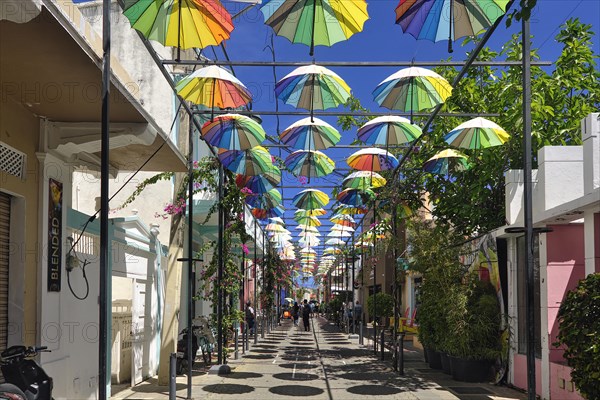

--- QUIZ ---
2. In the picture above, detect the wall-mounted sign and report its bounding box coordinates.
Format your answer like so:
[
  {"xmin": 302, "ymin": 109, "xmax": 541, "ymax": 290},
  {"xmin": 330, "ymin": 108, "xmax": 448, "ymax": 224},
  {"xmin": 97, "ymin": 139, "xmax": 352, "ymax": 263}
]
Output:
[{"xmin": 48, "ymin": 178, "xmax": 62, "ymax": 292}]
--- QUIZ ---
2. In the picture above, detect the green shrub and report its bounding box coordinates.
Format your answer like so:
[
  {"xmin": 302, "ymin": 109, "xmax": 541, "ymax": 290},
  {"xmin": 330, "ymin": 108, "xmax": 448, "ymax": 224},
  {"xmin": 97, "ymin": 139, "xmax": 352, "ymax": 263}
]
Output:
[
  {"xmin": 555, "ymin": 273, "xmax": 600, "ymax": 399},
  {"xmin": 367, "ymin": 292, "xmax": 394, "ymax": 324}
]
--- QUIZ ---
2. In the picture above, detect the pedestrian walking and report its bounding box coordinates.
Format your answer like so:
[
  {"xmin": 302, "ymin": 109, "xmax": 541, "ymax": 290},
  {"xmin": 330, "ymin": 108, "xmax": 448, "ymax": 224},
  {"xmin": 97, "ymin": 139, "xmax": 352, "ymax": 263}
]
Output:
[
  {"xmin": 292, "ymin": 301, "xmax": 300, "ymax": 326},
  {"xmin": 302, "ymin": 299, "xmax": 311, "ymax": 331},
  {"xmin": 245, "ymin": 301, "xmax": 255, "ymax": 335}
]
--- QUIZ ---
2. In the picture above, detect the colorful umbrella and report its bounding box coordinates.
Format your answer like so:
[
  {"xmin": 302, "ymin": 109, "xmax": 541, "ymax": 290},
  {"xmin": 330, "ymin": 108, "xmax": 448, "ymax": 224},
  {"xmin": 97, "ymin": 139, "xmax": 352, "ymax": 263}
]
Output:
[
  {"xmin": 201, "ymin": 114, "xmax": 265, "ymax": 151},
  {"xmin": 373, "ymin": 67, "xmax": 452, "ymax": 114},
  {"xmin": 295, "ymin": 217, "xmax": 322, "ymax": 227},
  {"xmin": 357, "ymin": 115, "xmax": 422, "ymax": 146},
  {"xmin": 266, "ymin": 223, "xmax": 288, "ymax": 233},
  {"xmin": 295, "ymin": 225, "xmax": 319, "ymax": 233},
  {"xmin": 343, "ymin": 170, "xmax": 387, "ymax": 190},
  {"xmin": 395, "ymin": 0, "xmax": 510, "ymax": 53},
  {"xmin": 284, "ymin": 150, "xmax": 335, "ymax": 178},
  {"xmin": 280, "ymin": 117, "xmax": 341, "ymax": 150},
  {"xmin": 329, "ymin": 214, "xmax": 355, "ymax": 225},
  {"xmin": 269, "ymin": 217, "xmax": 286, "ymax": 226},
  {"xmin": 292, "ymin": 189, "xmax": 330, "ymax": 210},
  {"xmin": 423, "ymin": 149, "xmax": 469, "ymax": 174},
  {"xmin": 444, "ymin": 117, "xmax": 510, "ymax": 149},
  {"xmin": 295, "ymin": 208, "xmax": 327, "ymax": 217},
  {"xmin": 122, "ymin": 0, "xmax": 233, "ymax": 51},
  {"xmin": 251, "ymin": 205, "xmax": 284, "ymax": 220},
  {"xmin": 327, "ymin": 230, "xmax": 352, "ymax": 237},
  {"xmin": 235, "ymin": 167, "xmax": 281, "ymax": 194},
  {"xmin": 331, "ymin": 224, "xmax": 355, "ymax": 232},
  {"xmin": 260, "ymin": 0, "xmax": 369, "ymax": 56},
  {"xmin": 176, "ymin": 65, "xmax": 252, "ymax": 119},
  {"xmin": 246, "ymin": 188, "xmax": 282, "ymax": 209},
  {"xmin": 337, "ymin": 188, "xmax": 375, "ymax": 207},
  {"xmin": 218, "ymin": 146, "xmax": 273, "ymax": 176},
  {"xmin": 325, "ymin": 238, "xmax": 345, "ymax": 246},
  {"xmin": 275, "ymin": 65, "xmax": 351, "ymax": 113},
  {"xmin": 334, "ymin": 205, "xmax": 368, "ymax": 215},
  {"xmin": 347, "ymin": 148, "xmax": 399, "ymax": 171}
]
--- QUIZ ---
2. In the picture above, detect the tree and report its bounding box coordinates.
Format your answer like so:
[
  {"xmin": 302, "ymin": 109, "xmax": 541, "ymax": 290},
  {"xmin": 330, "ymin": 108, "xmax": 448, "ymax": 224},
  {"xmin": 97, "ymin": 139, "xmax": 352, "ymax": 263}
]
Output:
[{"xmin": 339, "ymin": 19, "xmax": 600, "ymax": 236}]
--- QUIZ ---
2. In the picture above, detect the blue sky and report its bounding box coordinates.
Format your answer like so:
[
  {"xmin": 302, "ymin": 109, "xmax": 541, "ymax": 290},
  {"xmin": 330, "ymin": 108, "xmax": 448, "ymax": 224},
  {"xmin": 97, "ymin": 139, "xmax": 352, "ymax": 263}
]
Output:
[
  {"xmin": 207, "ymin": 0, "xmax": 600, "ymax": 263},
  {"xmin": 84, "ymin": 0, "xmax": 598, "ymax": 272}
]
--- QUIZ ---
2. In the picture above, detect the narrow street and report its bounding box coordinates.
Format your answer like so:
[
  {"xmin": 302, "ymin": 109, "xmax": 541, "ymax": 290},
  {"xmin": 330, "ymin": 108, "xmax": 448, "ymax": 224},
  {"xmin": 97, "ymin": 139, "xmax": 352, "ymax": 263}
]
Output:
[{"xmin": 114, "ymin": 316, "xmax": 527, "ymax": 400}]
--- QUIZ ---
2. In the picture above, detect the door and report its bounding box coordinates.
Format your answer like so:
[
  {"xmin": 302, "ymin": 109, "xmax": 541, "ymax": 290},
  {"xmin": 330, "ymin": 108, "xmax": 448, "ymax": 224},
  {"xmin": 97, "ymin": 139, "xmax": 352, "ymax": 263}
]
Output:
[{"xmin": 131, "ymin": 280, "xmax": 146, "ymax": 385}]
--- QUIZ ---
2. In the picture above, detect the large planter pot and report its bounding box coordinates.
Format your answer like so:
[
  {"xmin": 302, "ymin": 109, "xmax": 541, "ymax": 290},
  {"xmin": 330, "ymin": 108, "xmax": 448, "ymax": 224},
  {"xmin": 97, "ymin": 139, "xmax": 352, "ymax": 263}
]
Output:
[
  {"xmin": 440, "ymin": 352, "xmax": 452, "ymax": 375},
  {"xmin": 423, "ymin": 347, "xmax": 429, "ymax": 363},
  {"xmin": 426, "ymin": 349, "xmax": 442, "ymax": 370},
  {"xmin": 449, "ymin": 356, "xmax": 493, "ymax": 382}
]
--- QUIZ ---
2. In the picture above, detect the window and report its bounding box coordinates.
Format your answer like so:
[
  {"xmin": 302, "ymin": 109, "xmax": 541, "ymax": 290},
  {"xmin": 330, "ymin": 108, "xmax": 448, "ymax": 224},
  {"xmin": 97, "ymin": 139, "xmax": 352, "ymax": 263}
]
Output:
[{"xmin": 516, "ymin": 235, "xmax": 542, "ymax": 357}]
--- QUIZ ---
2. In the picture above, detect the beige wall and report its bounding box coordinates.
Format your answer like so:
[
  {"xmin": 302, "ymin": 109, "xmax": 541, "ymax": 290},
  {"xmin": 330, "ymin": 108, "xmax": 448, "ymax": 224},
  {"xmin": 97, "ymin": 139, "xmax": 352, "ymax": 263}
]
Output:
[{"xmin": 0, "ymin": 98, "xmax": 40, "ymax": 345}]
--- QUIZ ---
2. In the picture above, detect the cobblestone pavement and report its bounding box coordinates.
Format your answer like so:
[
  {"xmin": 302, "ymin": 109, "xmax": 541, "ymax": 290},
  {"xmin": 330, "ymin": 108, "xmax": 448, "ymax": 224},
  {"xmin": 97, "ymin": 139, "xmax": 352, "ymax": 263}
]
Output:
[{"xmin": 113, "ymin": 316, "xmax": 527, "ymax": 400}]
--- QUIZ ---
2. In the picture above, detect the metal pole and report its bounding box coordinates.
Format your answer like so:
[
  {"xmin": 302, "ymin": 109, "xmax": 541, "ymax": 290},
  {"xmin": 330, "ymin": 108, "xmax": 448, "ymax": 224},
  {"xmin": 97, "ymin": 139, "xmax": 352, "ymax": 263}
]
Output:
[
  {"xmin": 164, "ymin": 59, "xmax": 551, "ymax": 67},
  {"xmin": 254, "ymin": 222, "xmax": 258, "ymax": 345},
  {"xmin": 186, "ymin": 121, "xmax": 194, "ymax": 398},
  {"xmin": 392, "ymin": 208, "xmax": 398, "ymax": 371},
  {"xmin": 261, "ymin": 229, "xmax": 266, "ymax": 338},
  {"xmin": 522, "ymin": 6, "xmax": 536, "ymax": 400},
  {"xmin": 372, "ymin": 210, "xmax": 377, "ymax": 354},
  {"xmin": 169, "ymin": 353, "xmax": 177, "ymax": 400},
  {"xmin": 99, "ymin": 0, "xmax": 110, "ymax": 397},
  {"xmin": 399, "ymin": 332, "xmax": 405, "ymax": 375},
  {"xmin": 217, "ymin": 165, "xmax": 224, "ymax": 365},
  {"xmin": 351, "ymin": 237, "xmax": 356, "ymax": 335}
]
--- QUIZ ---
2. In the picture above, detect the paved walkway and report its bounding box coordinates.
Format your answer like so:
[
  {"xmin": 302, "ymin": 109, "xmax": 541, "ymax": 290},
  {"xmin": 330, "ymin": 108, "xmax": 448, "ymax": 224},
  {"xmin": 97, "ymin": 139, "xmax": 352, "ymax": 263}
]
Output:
[{"xmin": 113, "ymin": 316, "xmax": 527, "ymax": 400}]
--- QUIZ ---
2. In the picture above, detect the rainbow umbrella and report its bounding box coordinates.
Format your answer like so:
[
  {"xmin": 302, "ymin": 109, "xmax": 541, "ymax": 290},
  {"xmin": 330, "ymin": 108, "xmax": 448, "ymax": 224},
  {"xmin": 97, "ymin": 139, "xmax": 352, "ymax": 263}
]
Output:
[
  {"xmin": 295, "ymin": 217, "xmax": 322, "ymax": 227},
  {"xmin": 292, "ymin": 189, "xmax": 330, "ymax": 210},
  {"xmin": 444, "ymin": 117, "xmax": 510, "ymax": 149},
  {"xmin": 284, "ymin": 150, "xmax": 335, "ymax": 178},
  {"xmin": 201, "ymin": 114, "xmax": 266, "ymax": 151},
  {"xmin": 325, "ymin": 238, "xmax": 345, "ymax": 246},
  {"xmin": 347, "ymin": 148, "xmax": 399, "ymax": 171},
  {"xmin": 276, "ymin": 65, "xmax": 351, "ymax": 113},
  {"xmin": 122, "ymin": 0, "xmax": 233, "ymax": 51},
  {"xmin": 251, "ymin": 205, "xmax": 285, "ymax": 220},
  {"xmin": 337, "ymin": 188, "xmax": 375, "ymax": 207},
  {"xmin": 269, "ymin": 217, "xmax": 286, "ymax": 226},
  {"xmin": 343, "ymin": 170, "xmax": 387, "ymax": 190},
  {"xmin": 327, "ymin": 230, "xmax": 351, "ymax": 238},
  {"xmin": 295, "ymin": 225, "xmax": 319, "ymax": 233},
  {"xmin": 295, "ymin": 208, "xmax": 327, "ymax": 218},
  {"xmin": 357, "ymin": 115, "xmax": 422, "ymax": 146},
  {"xmin": 335, "ymin": 205, "xmax": 368, "ymax": 215},
  {"xmin": 260, "ymin": 0, "xmax": 369, "ymax": 56},
  {"xmin": 218, "ymin": 146, "xmax": 273, "ymax": 176},
  {"xmin": 266, "ymin": 223, "xmax": 288, "ymax": 233},
  {"xmin": 423, "ymin": 149, "xmax": 469, "ymax": 174},
  {"xmin": 373, "ymin": 67, "xmax": 452, "ymax": 114},
  {"xmin": 329, "ymin": 214, "xmax": 355, "ymax": 225},
  {"xmin": 280, "ymin": 117, "xmax": 341, "ymax": 150},
  {"xmin": 331, "ymin": 224, "xmax": 355, "ymax": 232},
  {"xmin": 395, "ymin": 0, "xmax": 510, "ymax": 53},
  {"xmin": 235, "ymin": 167, "xmax": 281, "ymax": 194},
  {"xmin": 246, "ymin": 188, "xmax": 282, "ymax": 209},
  {"xmin": 176, "ymin": 65, "xmax": 252, "ymax": 119}
]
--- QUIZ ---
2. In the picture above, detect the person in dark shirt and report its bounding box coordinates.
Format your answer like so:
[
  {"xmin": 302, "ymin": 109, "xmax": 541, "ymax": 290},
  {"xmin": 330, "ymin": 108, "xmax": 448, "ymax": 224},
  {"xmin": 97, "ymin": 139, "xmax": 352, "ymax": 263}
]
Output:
[{"xmin": 302, "ymin": 299, "xmax": 311, "ymax": 332}]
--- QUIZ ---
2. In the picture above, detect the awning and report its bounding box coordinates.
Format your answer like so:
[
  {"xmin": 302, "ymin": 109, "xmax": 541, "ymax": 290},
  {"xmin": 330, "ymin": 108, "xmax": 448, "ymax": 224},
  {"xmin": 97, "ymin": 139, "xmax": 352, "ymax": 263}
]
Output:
[{"xmin": 0, "ymin": 4, "xmax": 186, "ymax": 172}]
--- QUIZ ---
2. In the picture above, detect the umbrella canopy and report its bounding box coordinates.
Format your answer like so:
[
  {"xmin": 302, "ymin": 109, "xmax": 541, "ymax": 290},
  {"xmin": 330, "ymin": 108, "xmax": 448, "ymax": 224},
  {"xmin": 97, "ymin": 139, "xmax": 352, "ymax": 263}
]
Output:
[
  {"xmin": 275, "ymin": 64, "xmax": 351, "ymax": 111},
  {"xmin": 251, "ymin": 205, "xmax": 285, "ymax": 220},
  {"xmin": 292, "ymin": 189, "xmax": 330, "ymax": 210},
  {"xmin": 269, "ymin": 217, "xmax": 286, "ymax": 226},
  {"xmin": 260, "ymin": 0, "xmax": 369, "ymax": 56},
  {"xmin": 423, "ymin": 149, "xmax": 469, "ymax": 174},
  {"xmin": 218, "ymin": 146, "xmax": 273, "ymax": 176},
  {"xmin": 347, "ymin": 148, "xmax": 399, "ymax": 171},
  {"xmin": 325, "ymin": 238, "xmax": 345, "ymax": 246},
  {"xmin": 444, "ymin": 117, "xmax": 510, "ymax": 149},
  {"xmin": 295, "ymin": 225, "xmax": 320, "ymax": 233},
  {"xmin": 122, "ymin": 0, "xmax": 233, "ymax": 49},
  {"xmin": 343, "ymin": 170, "xmax": 387, "ymax": 190},
  {"xmin": 201, "ymin": 114, "xmax": 266, "ymax": 151},
  {"xmin": 357, "ymin": 115, "xmax": 423, "ymax": 146},
  {"xmin": 235, "ymin": 167, "xmax": 281, "ymax": 194},
  {"xmin": 295, "ymin": 216, "xmax": 322, "ymax": 227},
  {"xmin": 331, "ymin": 224, "xmax": 355, "ymax": 232},
  {"xmin": 246, "ymin": 188, "xmax": 282, "ymax": 209},
  {"xmin": 295, "ymin": 208, "xmax": 327, "ymax": 217},
  {"xmin": 373, "ymin": 67, "xmax": 452, "ymax": 113},
  {"xmin": 334, "ymin": 205, "xmax": 368, "ymax": 215},
  {"xmin": 176, "ymin": 65, "xmax": 252, "ymax": 109},
  {"xmin": 395, "ymin": 0, "xmax": 510, "ymax": 52},
  {"xmin": 337, "ymin": 188, "xmax": 375, "ymax": 207},
  {"xmin": 266, "ymin": 223, "xmax": 288, "ymax": 233},
  {"xmin": 280, "ymin": 117, "xmax": 341, "ymax": 150},
  {"xmin": 299, "ymin": 248, "xmax": 317, "ymax": 254},
  {"xmin": 284, "ymin": 150, "xmax": 335, "ymax": 178},
  {"xmin": 327, "ymin": 230, "xmax": 352, "ymax": 237},
  {"xmin": 329, "ymin": 214, "xmax": 355, "ymax": 225}
]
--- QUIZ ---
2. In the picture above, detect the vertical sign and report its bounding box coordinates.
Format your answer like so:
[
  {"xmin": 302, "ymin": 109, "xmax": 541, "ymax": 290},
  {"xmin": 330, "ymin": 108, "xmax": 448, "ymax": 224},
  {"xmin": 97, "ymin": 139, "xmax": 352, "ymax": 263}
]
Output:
[{"xmin": 48, "ymin": 178, "xmax": 62, "ymax": 292}]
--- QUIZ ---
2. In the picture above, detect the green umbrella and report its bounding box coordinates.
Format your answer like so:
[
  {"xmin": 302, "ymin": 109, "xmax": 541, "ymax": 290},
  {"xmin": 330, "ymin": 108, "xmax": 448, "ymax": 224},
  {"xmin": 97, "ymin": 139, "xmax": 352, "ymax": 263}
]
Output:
[
  {"xmin": 343, "ymin": 171, "xmax": 387, "ymax": 190},
  {"xmin": 444, "ymin": 117, "xmax": 510, "ymax": 149},
  {"xmin": 246, "ymin": 188, "xmax": 282, "ymax": 210},
  {"xmin": 292, "ymin": 189, "xmax": 330, "ymax": 210},
  {"xmin": 218, "ymin": 145, "xmax": 273, "ymax": 176},
  {"xmin": 284, "ymin": 150, "xmax": 335, "ymax": 178}
]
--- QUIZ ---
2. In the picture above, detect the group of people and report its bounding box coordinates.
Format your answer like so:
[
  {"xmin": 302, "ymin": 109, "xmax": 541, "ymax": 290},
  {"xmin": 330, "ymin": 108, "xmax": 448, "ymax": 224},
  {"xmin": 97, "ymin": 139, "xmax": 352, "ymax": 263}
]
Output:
[{"xmin": 289, "ymin": 299, "xmax": 313, "ymax": 331}]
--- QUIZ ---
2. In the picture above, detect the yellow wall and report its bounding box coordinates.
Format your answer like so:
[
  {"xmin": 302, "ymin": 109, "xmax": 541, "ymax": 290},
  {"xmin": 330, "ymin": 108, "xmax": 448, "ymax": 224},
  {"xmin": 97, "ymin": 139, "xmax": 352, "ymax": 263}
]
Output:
[{"xmin": 0, "ymin": 98, "xmax": 40, "ymax": 345}]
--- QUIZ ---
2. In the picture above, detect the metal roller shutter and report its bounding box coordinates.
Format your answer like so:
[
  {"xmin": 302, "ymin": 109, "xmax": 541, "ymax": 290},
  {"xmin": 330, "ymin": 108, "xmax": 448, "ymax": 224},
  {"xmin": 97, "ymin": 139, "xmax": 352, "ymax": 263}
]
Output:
[{"xmin": 0, "ymin": 192, "xmax": 10, "ymax": 382}]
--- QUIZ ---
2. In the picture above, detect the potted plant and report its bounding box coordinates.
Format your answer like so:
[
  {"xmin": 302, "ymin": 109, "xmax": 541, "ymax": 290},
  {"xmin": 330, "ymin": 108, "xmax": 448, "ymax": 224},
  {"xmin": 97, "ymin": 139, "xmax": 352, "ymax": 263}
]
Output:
[
  {"xmin": 446, "ymin": 276, "xmax": 502, "ymax": 382},
  {"xmin": 367, "ymin": 292, "xmax": 394, "ymax": 327}
]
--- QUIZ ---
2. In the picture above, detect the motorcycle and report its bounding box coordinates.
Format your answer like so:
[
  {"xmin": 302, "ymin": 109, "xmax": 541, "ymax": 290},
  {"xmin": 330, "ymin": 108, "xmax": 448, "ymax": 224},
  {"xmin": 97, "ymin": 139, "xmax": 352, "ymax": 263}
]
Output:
[{"xmin": 0, "ymin": 346, "xmax": 53, "ymax": 400}]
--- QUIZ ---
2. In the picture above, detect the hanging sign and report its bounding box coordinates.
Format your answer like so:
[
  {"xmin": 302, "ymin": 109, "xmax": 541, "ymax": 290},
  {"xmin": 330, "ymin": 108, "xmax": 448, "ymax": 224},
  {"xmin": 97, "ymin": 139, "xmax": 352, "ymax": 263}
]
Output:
[{"xmin": 48, "ymin": 178, "xmax": 62, "ymax": 292}]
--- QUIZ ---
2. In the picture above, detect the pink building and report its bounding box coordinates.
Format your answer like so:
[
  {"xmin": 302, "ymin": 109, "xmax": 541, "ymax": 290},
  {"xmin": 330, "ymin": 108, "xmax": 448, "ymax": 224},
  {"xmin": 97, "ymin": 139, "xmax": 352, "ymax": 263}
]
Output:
[{"xmin": 500, "ymin": 114, "xmax": 599, "ymax": 399}]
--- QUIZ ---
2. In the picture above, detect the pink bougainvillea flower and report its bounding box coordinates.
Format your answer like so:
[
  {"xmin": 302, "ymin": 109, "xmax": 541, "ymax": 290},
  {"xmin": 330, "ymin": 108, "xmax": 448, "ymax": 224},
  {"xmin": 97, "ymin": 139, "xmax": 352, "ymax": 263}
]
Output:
[{"xmin": 241, "ymin": 243, "xmax": 249, "ymax": 255}]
